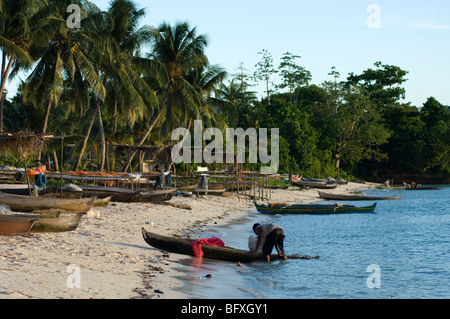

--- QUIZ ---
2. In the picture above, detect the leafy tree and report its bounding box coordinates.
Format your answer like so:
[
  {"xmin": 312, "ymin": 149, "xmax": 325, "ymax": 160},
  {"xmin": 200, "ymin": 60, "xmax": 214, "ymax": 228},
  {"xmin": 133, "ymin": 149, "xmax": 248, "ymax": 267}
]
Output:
[
  {"xmin": 346, "ymin": 61, "xmax": 408, "ymax": 111},
  {"xmin": 23, "ymin": 0, "xmax": 105, "ymax": 137},
  {"xmin": 122, "ymin": 21, "xmax": 209, "ymax": 171},
  {"xmin": 277, "ymin": 52, "xmax": 311, "ymax": 103},
  {"xmin": 253, "ymin": 49, "xmax": 277, "ymax": 105},
  {"xmin": 420, "ymin": 97, "xmax": 450, "ymax": 175},
  {"xmin": 0, "ymin": 0, "xmax": 46, "ymax": 131}
]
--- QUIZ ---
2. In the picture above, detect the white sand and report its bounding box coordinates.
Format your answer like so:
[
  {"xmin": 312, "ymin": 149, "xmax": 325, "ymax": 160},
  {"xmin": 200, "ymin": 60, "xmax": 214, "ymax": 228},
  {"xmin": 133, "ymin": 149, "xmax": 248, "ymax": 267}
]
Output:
[{"xmin": 0, "ymin": 182, "xmax": 371, "ymax": 299}]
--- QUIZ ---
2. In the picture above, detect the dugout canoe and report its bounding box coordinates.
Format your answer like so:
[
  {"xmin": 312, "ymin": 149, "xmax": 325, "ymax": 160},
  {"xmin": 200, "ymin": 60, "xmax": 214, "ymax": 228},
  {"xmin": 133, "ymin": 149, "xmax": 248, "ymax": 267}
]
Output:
[
  {"xmin": 254, "ymin": 201, "xmax": 377, "ymax": 214},
  {"xmin": 71, "ymin": 185, "xmax": 176, "ymax": 203},
  {"xmin": 0, "ymin": 217, "xmax": 36, "ymax": 235},
  {"xmin": 405, "ymin": 186, "xmax": 441, "ymax": 190},
  {"xmin": 141, "ymin": 228, "xmax": 317, "ymax": 263},
  {"xmin": 40, "ymin": 190, "xmax": 111, "ymax": 207},
  {"xmin": 293, "ymin": 180, "xmax": 338, "ymax": 189},
  {"xmin": 0, "ymin": 212, "xmax": 84, "ymax": 232},
  {"xmin": 318, "ymin": 191, "xmax": 401, "ymax": 201},
  {"xmin": 0, "ymin": 192, "xmax": 96, "ymax": 213}
]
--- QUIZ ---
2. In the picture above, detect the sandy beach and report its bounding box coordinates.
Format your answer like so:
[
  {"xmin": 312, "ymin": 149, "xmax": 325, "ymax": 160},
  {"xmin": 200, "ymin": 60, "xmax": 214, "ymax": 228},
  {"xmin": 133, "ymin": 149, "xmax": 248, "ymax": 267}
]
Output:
[{"xmin": 0, "ymin": 182, "xmax": 371, "ymax": 299}]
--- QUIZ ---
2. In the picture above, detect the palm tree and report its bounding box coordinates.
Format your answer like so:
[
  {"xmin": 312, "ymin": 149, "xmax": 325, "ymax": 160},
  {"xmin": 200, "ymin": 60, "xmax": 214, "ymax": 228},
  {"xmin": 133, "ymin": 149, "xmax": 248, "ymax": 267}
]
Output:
[
  {"xmin": 122, "ymin": 21, "xmax": 208, "ymax": 171},
  {"xmin": 23, "ymin": 0, "xmax": 105, "ymax": 134},
  {"xmin": 0, "ymin": 0, "xmax": 47, "ymax": 131},
  {"xmin": 72, "ymin": 0, "xmax": 156, "ymax": 172}
]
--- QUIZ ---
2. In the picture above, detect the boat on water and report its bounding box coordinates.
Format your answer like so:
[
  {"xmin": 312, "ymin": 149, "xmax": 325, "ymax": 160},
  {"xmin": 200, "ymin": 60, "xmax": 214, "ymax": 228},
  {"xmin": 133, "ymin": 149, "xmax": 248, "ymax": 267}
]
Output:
[
  {"xmin": 254, "ymin": 201, "xmax": 377, "ymax": 214},
  {"xmin": 0, "ymin": 192, "xmax": 96, "ymax": 212},
  {"xmin": 318, "ymin": 191, "xmax": 401, "ymax": 201},
  {"xmin": 375, "ymin": 185, "xmax": 441, "ymax": 190},
  {"xmin": 405, "ymin": 186, "xmax": 441, "ymax": 190},
  {"xmin": 141, "ymin": 228, "xmax": 317, "ymax": 263},
  {"xmin": 0, "ymin": 211, "xmax": 84, "ymax": 232}
]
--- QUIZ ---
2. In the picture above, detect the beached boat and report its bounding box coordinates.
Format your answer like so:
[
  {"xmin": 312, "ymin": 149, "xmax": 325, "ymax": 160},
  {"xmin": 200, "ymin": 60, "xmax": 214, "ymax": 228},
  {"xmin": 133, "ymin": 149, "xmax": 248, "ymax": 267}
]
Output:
[
  {"xmin": 293, "ymin": 179, "xmax": 338, "ymax": 189},
  {"xmin": 318, "ymin": 191, "xmax": 401, "ymax": 201},
  {"xmin": 141, "ymin": 228, "xmax": 316, "ymax": 262},
  {"xmin": 56, "ymin": 185, "xmax": 177, "ymax": 203},
  {"xmin": 300, "ymin": 177, "xmax": 348, "ymax": 185},
  {"xmin": 0, "ymin": 217, "xmax": 36, "ymax": 235},
  {"xmin": 0, "ymin": 192, "xmax": 96, "ymax": 212},
  {"xmin": 0, "ymin": 212, "xmax": 84, "ymax": 232},
  {"xmin": 196, "ymin": 186, "xmax": 227, "ymax": 196},
  {"xmin": 40, "ymin": 190, "xmax": 111, "ymax": 207},
  {"xmin": 254, "ymin": 201, "xmax": 377, "ymax": 214}
]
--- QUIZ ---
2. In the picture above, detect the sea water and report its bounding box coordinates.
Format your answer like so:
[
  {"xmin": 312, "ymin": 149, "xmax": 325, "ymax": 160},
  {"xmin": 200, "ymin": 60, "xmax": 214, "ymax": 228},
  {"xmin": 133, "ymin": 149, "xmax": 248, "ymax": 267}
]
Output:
[{"xmin": 171, "ymin": 186, "xmax": 449, "ymax": 299}]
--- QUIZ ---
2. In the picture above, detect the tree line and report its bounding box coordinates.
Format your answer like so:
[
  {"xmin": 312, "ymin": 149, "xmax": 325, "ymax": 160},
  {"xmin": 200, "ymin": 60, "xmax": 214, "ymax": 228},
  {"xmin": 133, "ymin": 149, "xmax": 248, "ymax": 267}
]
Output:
[{"xmin": 1, "ymin": 0, "xmax": 449, "ymax": 182}]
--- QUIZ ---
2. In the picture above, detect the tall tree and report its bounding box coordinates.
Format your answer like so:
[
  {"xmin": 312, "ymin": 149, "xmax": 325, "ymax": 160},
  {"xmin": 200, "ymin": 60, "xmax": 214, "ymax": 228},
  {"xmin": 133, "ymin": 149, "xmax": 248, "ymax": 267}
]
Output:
[
  {"xmin": 73, "ymin": 0, "xmax": 156, "ymax": 171},
  {"xmin": 253, "ymin": 49, "xmax": 277, "ymax": 105},
  {"xmin": 0, "ymin": 0, "xmax": 44, "ymax": 131},
  {"xmin": 23, "ymin": 0, "xmax": 105, "ymax": 136},
  {"xmin": 277, "ymin": 52, "xmax": 311, "ymax": 103},
  {"xmin": 122, "ymin": 21, "xmax": 208, "ymax": 171}
]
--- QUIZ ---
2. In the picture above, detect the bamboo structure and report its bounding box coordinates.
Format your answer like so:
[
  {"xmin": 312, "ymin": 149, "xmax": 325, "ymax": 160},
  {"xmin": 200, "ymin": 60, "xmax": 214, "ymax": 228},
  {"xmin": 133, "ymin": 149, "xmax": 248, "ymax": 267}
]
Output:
[{"xmin": 0, "ymin": 132, "xmax": 53, "ymax": 194}]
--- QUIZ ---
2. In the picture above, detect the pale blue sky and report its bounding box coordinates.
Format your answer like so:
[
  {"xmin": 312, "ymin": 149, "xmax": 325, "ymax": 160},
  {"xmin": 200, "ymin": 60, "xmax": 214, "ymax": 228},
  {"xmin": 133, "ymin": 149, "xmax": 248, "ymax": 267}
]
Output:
[{"xmin": 7, "ymin": 0, "xmax": 450, "ymax": 107}]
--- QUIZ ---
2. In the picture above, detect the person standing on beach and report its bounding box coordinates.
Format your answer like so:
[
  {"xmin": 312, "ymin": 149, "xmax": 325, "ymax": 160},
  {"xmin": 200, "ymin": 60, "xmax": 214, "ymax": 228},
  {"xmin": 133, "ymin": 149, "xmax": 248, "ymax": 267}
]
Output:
[{"xmin": 251, "ymin": 223, "xmax": 287, "ymax": 262}]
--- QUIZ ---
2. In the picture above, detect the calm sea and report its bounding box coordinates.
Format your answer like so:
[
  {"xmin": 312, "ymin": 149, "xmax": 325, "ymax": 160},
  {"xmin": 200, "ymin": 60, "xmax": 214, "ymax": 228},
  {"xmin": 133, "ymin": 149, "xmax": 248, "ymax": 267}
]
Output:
[{"xmin": 170, "ymin": 186, "xmax": 449, "ymax": 299}]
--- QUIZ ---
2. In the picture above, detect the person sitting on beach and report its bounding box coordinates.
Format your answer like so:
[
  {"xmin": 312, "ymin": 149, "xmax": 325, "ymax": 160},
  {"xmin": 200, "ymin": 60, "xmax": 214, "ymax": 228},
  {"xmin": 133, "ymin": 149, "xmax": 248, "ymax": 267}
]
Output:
[
  {"xmin": 250, "ymin": 223, "xmax": 287, "ymax": 262},
  {"xmin": 154, "ymin": 165, "xmax": 162, "ymax": 189}
]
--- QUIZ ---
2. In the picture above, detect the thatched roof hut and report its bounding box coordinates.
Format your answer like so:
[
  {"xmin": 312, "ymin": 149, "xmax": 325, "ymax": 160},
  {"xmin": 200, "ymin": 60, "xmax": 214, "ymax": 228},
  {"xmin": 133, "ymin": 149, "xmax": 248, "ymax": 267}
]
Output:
[{"xmin": 0, "ymin": 132, "xmax": 53, "ymax": 158}]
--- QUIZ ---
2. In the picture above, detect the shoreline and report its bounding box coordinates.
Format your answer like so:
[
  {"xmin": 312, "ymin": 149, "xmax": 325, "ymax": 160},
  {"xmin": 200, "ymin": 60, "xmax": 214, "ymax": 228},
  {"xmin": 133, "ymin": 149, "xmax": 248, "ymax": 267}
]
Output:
[{"xmin": 0, "ymin": 182, "xmax": 371, "ymax": 299}]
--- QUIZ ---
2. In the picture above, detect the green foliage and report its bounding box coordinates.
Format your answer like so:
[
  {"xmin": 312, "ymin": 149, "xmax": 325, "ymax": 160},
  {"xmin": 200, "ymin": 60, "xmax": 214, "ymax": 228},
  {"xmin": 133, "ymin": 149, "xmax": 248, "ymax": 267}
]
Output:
[{"xmin": 0, "ymin": 2, "xmax": 447, "ymax": 181}]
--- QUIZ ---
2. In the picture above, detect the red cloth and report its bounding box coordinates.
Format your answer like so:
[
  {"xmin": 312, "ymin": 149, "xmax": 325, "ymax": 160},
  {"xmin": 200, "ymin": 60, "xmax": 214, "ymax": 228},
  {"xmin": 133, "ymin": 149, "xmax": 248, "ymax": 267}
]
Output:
[{"xmin": 191, "ymin": 237, "xmax": 225, "ymax": 258}]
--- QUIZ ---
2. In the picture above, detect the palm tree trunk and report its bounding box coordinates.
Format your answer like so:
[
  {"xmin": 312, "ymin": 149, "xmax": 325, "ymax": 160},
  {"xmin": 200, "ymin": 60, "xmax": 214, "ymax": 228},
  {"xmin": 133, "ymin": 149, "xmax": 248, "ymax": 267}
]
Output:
[
  {"xmin": 42, "ymin": 99, "xmax": 52, "ymax": 133},
  {"xmin": 0, "ymin": 56, "xmax": 14, "ymax": 132},
  {"xmin": 122, "ymin": 81, "xmax": 173, "ymax": 172},
  {"xmin": 73, "ymin": 108, "xmax": 97, "ymax": 171},
  {"xmin": 96, "ymin": 97, "xmax": 106, "ymax": 172}
]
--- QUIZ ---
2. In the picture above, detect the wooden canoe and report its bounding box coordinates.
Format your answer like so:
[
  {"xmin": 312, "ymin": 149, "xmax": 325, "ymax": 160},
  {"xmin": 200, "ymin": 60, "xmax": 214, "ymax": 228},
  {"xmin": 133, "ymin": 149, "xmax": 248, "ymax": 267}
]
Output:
[
  {"xmin": 196, "ymin": 187, "xmax": 227, "ymax": 196},
  {"xmin": 142, "ymin": 228, "xmax": 316, "ymax": 263},
  {"xmin": 0, "ymin": 217, "xmax": 36, "ymax": 235},
  {"xmin": 0, "ymin": 192, "xmax": 96, "ymax": 213},
  {"xmin": 293, "ymin": 180, "xmax": 338, "ymax": 189},
  {"xmin": 69, "ymin": 185, "xmax": 176, "ymax": 203},
  {"xmin": 405, "ymin": 186, "xmax": 441, "ymax": 190},
  {"xmin": 254, "ymin": 202, "xmax": 377, "ymax": 214},
  {"xmin": 0, "ymin": 212, "xmax": 84, "ymax": 232},
  {"xmin": 318, "ymin": 191, "xmax": 401, "ymax": 201},
  {"xmin": 40, "ymin": 190, "xmax": 111, "ymax": 207}
]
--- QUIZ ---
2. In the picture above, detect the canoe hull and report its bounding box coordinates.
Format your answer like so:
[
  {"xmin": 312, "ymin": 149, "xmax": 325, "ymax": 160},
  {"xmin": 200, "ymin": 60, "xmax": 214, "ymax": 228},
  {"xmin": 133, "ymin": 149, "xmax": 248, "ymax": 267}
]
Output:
[
  {"xmin": 73, "ymin": 186, "xmax": 176, "ymax": 203},
  {"xmin": 254, "ymin": 202, "xmax": 377, "ymax": 214},
  {"xmin": 318, "ymin": 191, "xmax": 401, "ymax": 201},
  {"xmin": 141, "ymin": 228, "xmax": 305, "ymax": 263},
  {"xmin": 293, "ymin": 181, "xmax": 338, "ymax": 189},
  {"xmin": 0, "ymin": 219, "xmax": 36, "ymax": 235},
  {"xmin": 0, "ymin": 213, "xmax": 84, "ymax": 232},
  {"xmin": 0, "ymin": 192, "xmax": 95, "ymax": 212}
]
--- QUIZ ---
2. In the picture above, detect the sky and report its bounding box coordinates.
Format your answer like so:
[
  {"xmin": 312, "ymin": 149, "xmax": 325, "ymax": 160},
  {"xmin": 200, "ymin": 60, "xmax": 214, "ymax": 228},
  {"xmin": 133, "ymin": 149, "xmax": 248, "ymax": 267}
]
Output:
[{"xmin": 7, "ymin": 0, "xmax": 450, "ymax": 107}]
